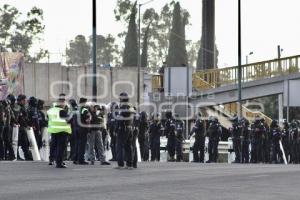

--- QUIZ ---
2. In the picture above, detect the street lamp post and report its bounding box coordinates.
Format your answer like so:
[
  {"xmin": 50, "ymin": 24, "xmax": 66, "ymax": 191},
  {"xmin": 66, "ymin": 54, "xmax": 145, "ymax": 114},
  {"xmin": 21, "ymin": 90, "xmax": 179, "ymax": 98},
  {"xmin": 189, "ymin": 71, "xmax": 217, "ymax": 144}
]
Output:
[
  {"xmin": 237, "ymin": 0, "xmax": 242, "ymax": 118},
  {"xmin": 137, "ymin": 0, "xmax": 155, "ymax": 111},
  {"xmin": 92, "ymin": 0, "xmax": 97, "ymax": 102},
  {"xmin": 246, "ymin": 52, "xmax": 253, "ymax": 64}
]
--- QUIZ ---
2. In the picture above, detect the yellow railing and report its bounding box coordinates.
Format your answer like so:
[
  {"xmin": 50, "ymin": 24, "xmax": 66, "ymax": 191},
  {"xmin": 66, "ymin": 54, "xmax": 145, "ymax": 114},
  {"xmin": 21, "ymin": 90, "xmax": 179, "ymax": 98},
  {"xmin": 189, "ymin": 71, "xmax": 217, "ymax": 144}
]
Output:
[
  {"xmin": 192, "ymin": 73, "xmax": 215, "ymax": 90},
  {"xmin": 151, "ymin": 55, "xmax": 300, "ymax": 126},
  {"xmin": 193, "ymin": 55, "xmax": 300, "ymax": 89},
  {"xmin": 225, "ymin": 103, "xmax": 272, "ymax": 126}
]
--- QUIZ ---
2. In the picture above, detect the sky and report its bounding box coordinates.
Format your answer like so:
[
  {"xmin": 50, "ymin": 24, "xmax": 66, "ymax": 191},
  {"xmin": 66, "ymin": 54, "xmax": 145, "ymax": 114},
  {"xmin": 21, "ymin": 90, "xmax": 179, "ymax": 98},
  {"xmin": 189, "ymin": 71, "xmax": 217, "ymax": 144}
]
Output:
[{"xmin": 1, "ymin": 0, "xmax": 300, "ymax": 67}]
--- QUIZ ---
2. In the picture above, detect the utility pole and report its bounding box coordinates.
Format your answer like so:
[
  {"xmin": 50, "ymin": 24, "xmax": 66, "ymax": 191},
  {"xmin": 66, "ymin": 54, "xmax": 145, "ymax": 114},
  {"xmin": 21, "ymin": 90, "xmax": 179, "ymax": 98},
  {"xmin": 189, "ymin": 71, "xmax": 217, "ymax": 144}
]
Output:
[
  {"xmin": 137, "ymin": 0, "xmax": 155, "ymax": 111},
  {"xmin": 92, "ymin": 0, "xmax": 97, "ymax": 102},
  {"xmin": 237, "ymin": 0, "xmax": 242, "ymax": 118},
  {"xmin": 137, "ymin": 3, "xmax": 141, "ymax": 110}
]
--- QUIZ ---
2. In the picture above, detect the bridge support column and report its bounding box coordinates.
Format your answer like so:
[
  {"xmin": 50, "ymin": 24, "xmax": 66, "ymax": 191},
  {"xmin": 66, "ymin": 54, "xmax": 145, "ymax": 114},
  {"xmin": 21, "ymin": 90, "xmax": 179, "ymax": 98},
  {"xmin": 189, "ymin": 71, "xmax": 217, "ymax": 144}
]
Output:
[{"xmin": 278, "ymin": 94, "xmax": 283, "ymax": 125}]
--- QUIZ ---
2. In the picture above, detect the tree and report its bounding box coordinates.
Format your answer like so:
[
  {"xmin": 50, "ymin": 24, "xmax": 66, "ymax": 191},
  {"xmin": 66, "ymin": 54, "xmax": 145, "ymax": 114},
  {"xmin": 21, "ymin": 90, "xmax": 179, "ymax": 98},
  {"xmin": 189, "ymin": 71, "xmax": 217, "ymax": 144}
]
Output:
[
  {"xmin": 187, "ymin": 40, "xmax": 200, "ymax": 67},
  {"xmin": 0, "ymin": 4, "xmax": 46, "ymax": 62},
  {"xmin": 122, "ymin": 1, "xmax": 138, "ymax": 67},
  {"xmin": 148, "ymin": 3, "xmax": 173, "ymax": 68},
  {"xmin": 141, "ymin": 24, "xmax": 150, "ymax": 68},
  {"xmin": 91, "ymin": 34, "xmax": 120, "ymax": 67},
  {"xmin": 114, "ymin": 0, "xmax": 133, "ymax": 24},
  {"xmin": 197, "ymin": 0, "xmax": 217, "ymax": 70},
  {"xmin": 197, "ymin": 43, "xmax": 219, "ymax": 70},
  {"xmin": 141, "ymin": 8, "xmax": 159, "ymax": 69},
  {"xmin": 114, "ymin": 1, "xmax": 191, "ymax": 70},
  {"xmin": 66, "ymin": 35, "xmax": 90, "ymax": 66},
  {"xmin": 166, "ymin": 2, "xmax": 188, "ymax": 67}
]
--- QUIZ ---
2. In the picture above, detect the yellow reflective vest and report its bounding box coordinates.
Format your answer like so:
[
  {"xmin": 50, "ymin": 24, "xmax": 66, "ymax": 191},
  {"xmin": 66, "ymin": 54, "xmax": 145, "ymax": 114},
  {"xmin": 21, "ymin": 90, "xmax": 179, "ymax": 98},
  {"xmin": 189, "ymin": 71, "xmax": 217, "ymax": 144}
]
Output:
[{"xmin": 47, "ymin": 107, "xmax": 71, "ymax": 134}]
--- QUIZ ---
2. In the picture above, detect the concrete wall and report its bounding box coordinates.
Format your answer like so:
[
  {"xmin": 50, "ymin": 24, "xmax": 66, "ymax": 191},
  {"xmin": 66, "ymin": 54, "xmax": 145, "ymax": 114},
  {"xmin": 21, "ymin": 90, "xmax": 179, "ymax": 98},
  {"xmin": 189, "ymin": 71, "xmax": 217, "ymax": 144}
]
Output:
[{"xmin": 24, "ymin": 63, "xmax": 144, "ymax": 105}]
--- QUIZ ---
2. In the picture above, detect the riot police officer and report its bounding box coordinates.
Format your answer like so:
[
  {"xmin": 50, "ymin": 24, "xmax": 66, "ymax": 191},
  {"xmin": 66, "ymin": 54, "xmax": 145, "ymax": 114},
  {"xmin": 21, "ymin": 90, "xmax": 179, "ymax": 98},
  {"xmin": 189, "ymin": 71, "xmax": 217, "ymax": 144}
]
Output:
[
  {"xmin": 107, "ymin": 102, "xmax": 118, "ymax": 161},
  {"xmin": 2, "ymin": 99, "xmax": 15, "ymax": 160},
  {"xmin": 149, "ymin": 113, "xmax": 163, "ymax": 162},
  {"xmin": 0, "ymin": 100, "xmax": 5, "ymax": 160},
  {"xmin": 189, "ymin": 112, "xmax": 205, "ymax": 163},
  {"xmin": 289, "ymin": 120, "xmax": 299, "ymax": 164},
  {"xmin": 115, "ymin": 92, "xmax": 135, "ymax": 169},
  {"xmin": 75, "ymin": 97, "xmax": 91, "ymax": 165},
  {"xmin": 250, "ymin": 116, "xmax": 266, "ymax": 163},
  {"xmin": 207, "ymin": 117, "xmax": 222, "ymax": 163},
  {"xmin": 132, "ymin": 107, "xmax": 139, "ymax": 167},
  {"xmin": 262, "ymin": 118, "xmax": 271, "ymax": 164},
  {"xmin": 175, "ymin": 114, "xmax": 184, "ymax": 162},
  {"xmin": 230, "ymin": 115, "xmax": 242, "ymax": 163},
  {"xmin": 17, "ymin": 95, "xmax": 32, "ymax": 160},
  {"xmin": 165, "ymin": 111, "xmax": 176, "ymax": 162},
  {"xmin": 270, "ymin": 120, "xmax": 283, "ymax": 164},
  {"xmin": 139, "ymin": 111, "xmax": 149, "ymax": 161},
  {"xmin": 68, "ymin": 99, "xmax": 78, "ymax": 161},
  {"xmin": 241, "ymin": 118, "xmax": 250, "ymax": 163},
  {"xmin": 27, "ymin": 96, "xmax": 42, "ymax": 149},
  {"xmin": 282, "ymin": 120, "xmax": 290, "ymax": 163}
]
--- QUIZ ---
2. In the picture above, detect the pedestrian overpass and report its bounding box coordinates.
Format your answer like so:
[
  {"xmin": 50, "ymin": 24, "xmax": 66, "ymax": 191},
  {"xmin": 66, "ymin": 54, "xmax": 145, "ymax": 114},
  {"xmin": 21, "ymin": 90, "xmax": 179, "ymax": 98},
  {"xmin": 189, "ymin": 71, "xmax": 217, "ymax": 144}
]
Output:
[{"xmin": 151, "ymin": 55, "xmax": 300, "ymax": 127}]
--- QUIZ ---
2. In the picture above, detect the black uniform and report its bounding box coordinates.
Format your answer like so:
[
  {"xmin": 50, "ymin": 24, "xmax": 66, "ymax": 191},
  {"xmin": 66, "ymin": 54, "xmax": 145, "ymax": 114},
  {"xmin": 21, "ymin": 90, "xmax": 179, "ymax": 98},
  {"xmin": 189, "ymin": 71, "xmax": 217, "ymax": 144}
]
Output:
[
  {"xmin": 289, "ymin": 121, "xmax": 299, "ymax": 164},
  {"xmin": 132, "ymin": 112, "xmax": 139, "ymax": 167},
  {"xmin": 2, "ymin": 100, "xmax": 15, "ymax": 160},
  {"xmin": 250, "ymin": 119, "xmax": 266, "ymax": 163},
  {"xmin": 190, "ymin": 118, "xmax": 205, "ymax": 163},
  {"xmin": 149, "ymin": 120, "xmax": 163, "ymax": 161},
  {"xmin": 230, "ymin": 118, "xmax": 242, "ymax": 163},
  {"xmin": 139, "ymin": 112, "xmax": 149, "ymax": 161},
  {"xmin": 116, "ymin": 100, "xmax": 135, "ymax": 168},
  {"xmin": 76, "ymin": 105, "xmax": 91, "ymax": 164},
  {"xmin": 270, "ymin": 121, "xmax": 283, "ymax": 163},
  {"xmin": 165, "ymin": 114, "xmax": 176, "ymax": 162},
  {"xmin": 28, "ymin": 97, "xmax": 42, "ymax": 149},
  {"xmin": 241, "ymin": 119, "xmax": 250, "ymax": 163},
  {"xmin": 68, "ymin": 105, "xmax": 78, "ymax": 161},
  {"xmin": 207, "ymin": 118, "xmax": 222, "ymax": 163},
  {"xmin": 17, "ymin": 99, "xmax": 32, "ymax": 160},
  {"xmin": 0, "ymin": 101, "xmax": 6, "ymax": 160},
  {"xmin": 107, "ymin": 111, "xmax": 117, "ymax": 161},
  {"xmin": 262, "ymin": 119, "xmax": 271, "ymax": 164},
  {"xmin": 282, "ymin": 121, "xmax": 290, "ymax": 162},
  {"xmin": 175, "ymin": 119, "xmax": 184, "ymax": 162}
]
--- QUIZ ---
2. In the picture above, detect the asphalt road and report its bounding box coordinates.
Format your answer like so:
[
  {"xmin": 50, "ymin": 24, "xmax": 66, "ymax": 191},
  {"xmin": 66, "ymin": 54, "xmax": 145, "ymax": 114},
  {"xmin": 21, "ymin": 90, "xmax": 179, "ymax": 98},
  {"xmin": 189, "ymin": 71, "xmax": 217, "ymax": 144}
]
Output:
[{"xmin": 0, "ymin": 161, "xmax": 299, "ymax": 200}]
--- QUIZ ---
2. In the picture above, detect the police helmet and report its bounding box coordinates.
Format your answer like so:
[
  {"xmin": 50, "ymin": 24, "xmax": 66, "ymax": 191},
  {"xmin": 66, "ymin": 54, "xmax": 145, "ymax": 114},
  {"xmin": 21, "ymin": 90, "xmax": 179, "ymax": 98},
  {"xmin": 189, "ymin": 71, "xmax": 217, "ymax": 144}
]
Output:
[
  {"xmin": 69, "ymin": 99, "xmax": 77, "ymax": 108},
  {"xmin": 7, "ymin": 94, "xmax": 16, "ymax": 104},
  {"xmin": 119, "ymin": 92, "xmax": 129, "ymax": 102},
  {"xmin": 37, "ymin": 99, "xmax": 45, "ymax": 110},
  {"xmin": 17, "ymin": 94, "xmax": 26, "ymax": 102},
  {"xmin": 270, "ymin": 120, "xmax": 278, "ymax": 128},
  {"xmin": 140, "ymin": 111, "xmax": 147, "ymax": 121},
  {"xmin": 165, "ymin": 111, "xmax": 172, "ymax": 119},
  {"xmin": 291, "ymin": 120, "xmax": 298, "ymax": 128},
  {"xmin": 28, "ymin": 96, "xmax": 38, "ymax": 107}
]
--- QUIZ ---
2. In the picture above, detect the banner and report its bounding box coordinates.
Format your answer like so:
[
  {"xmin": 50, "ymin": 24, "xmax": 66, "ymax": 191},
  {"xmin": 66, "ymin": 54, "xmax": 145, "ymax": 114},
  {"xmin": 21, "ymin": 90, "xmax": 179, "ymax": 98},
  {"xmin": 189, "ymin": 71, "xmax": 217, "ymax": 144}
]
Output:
[{"xmin": 0, "ymin": 52, "xmax": 25, "ymax": 100}]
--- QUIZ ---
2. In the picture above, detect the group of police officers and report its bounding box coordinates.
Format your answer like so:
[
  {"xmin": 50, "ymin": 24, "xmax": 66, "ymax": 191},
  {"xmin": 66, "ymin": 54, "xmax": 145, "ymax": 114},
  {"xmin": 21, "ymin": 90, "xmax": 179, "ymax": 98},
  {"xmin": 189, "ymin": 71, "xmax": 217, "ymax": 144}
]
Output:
[
  {"xmin": 230, "ymin": 116, "xmax": 300, "ymax": 164},
  {"xmin": 0, "ymin": 92, "xmax": 299, "ymax": 169}
]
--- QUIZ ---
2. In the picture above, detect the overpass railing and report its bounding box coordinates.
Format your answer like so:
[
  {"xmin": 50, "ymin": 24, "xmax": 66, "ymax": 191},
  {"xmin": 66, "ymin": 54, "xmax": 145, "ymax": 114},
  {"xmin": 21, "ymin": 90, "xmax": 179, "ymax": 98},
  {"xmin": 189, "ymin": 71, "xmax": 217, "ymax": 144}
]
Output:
[{"xmin": 193, "ymin": 55, "xmax": 300, "ymax": 89}]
